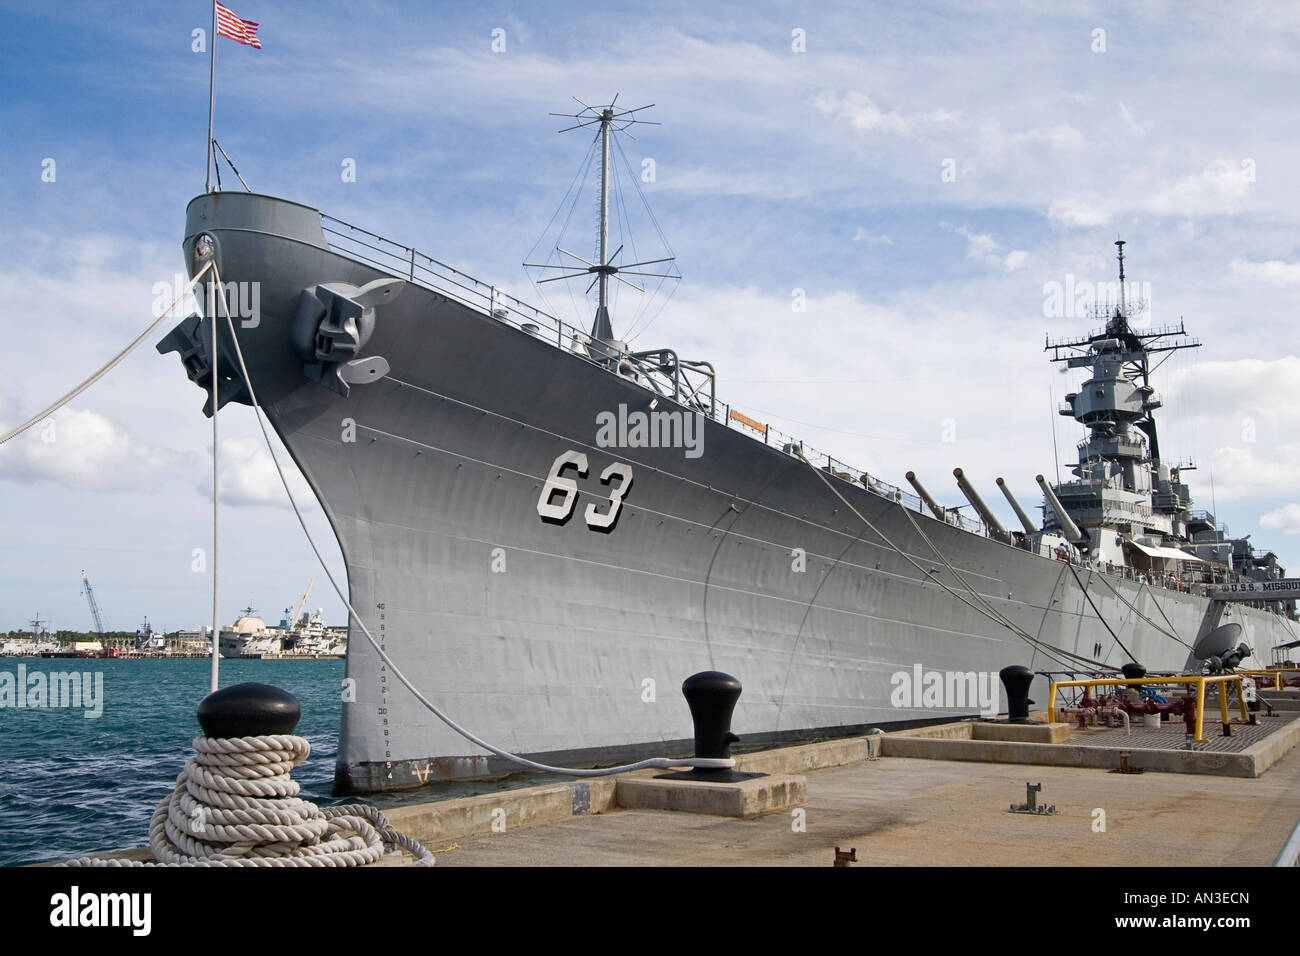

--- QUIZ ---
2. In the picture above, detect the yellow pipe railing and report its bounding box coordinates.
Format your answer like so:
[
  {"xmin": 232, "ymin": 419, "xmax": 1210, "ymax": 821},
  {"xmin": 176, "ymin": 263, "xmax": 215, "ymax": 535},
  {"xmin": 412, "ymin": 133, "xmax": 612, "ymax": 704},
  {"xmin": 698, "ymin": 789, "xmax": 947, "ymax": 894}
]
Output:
[
  {"xmin": 1238, "ymin": 668, "xmax": 1300, "ymax": 691},
  {"xmin": 1238, "ymin": 669, "xmax": 1281, "ymax": 691},
  {"xmin": 1048, "ymin": 675, "xmax": 1248, "ymax": 744}
]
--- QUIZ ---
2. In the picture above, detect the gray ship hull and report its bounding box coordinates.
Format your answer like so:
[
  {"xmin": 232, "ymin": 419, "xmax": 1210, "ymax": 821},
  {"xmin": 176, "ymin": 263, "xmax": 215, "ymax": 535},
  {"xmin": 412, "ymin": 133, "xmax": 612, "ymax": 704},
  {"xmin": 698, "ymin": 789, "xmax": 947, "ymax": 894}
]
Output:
[{"xmin": 170, "ymin": 193, "xmax": 1296, "ymax": 793}]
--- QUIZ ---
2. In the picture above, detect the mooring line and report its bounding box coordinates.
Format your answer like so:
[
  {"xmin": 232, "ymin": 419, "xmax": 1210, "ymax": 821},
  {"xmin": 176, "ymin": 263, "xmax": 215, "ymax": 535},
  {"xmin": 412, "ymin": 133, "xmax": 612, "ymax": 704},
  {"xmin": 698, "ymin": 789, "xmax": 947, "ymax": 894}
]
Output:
[
  {"xmin": 210, "ymin": 263, "xmax": 728, "ymax": 778},
  {"xmin": 793, "ymin": 447, "xmax": 1108, "ymax": 673},
  {"xmin": 0, "ymin": 261, "xmax": 213, "ymax": 446}
]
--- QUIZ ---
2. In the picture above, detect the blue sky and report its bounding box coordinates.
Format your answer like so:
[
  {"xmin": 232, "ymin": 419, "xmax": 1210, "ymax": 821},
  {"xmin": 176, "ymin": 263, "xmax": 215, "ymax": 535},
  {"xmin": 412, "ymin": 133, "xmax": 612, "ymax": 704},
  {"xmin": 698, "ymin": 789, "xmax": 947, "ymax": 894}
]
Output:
[{"xmin": 2, "ymin": 1, "xmax": 1299, "ymax": 633}]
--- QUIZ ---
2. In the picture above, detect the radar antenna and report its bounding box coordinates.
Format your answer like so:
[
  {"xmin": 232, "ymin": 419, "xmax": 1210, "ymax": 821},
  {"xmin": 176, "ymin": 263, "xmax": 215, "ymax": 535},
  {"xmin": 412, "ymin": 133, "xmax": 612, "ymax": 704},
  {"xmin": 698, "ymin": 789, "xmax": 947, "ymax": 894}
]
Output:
[
  {"xmin": 524, "ymin": 97, "xmax": 680, "ymax": 347},
  {"xmin": 1044, "ymin": 241, "xmax": 1201, "ymax": 476},
  {"xmin": 1116, "ymin": 239, "xmax": 1127, "ymax": 317}
]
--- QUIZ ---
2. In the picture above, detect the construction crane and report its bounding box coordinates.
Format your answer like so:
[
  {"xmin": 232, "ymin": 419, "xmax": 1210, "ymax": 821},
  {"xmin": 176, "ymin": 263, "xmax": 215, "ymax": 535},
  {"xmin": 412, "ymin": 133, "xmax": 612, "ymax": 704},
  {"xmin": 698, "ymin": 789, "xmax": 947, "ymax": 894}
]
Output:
[
  {"xmin": 291, "ymin": 579, "xmax": 314, "ymax": 630},
  {"xmin": 80, "ymin": 570, "xmax": 106, "ymax": 637}
]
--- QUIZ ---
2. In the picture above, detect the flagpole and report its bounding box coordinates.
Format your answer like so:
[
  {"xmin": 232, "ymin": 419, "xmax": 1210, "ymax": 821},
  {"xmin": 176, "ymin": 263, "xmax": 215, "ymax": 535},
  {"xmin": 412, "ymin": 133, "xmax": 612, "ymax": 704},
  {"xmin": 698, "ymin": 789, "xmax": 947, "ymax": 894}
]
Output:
[
  {"xmin": 206, "ymin": 0, "xmax": 219, "ymax": 689},
  {"xmin": 210, "ymin": 279, "xmax": 220, "ymax": 694},
  {"xmin": 206, "ymin": 0, "xmax": 216, "ymax": 192}
]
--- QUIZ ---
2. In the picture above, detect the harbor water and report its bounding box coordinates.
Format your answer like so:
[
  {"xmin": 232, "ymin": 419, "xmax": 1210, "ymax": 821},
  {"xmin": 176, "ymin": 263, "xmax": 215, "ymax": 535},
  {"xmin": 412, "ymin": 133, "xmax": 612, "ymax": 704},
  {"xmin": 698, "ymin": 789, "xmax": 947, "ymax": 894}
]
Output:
[{"xmin": 0, "ymin": 658, "xmax": 344, "ymax": 866}]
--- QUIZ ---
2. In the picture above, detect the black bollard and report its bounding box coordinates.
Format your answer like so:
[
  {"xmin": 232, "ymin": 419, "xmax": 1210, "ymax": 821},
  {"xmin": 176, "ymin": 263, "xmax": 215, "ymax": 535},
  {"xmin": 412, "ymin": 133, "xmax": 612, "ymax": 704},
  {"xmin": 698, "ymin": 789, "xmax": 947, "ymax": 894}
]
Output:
[
  {"xmin": 197, "ymin": 682, "xmax": 302, "ymax": 738},
  {"xmin": 999, "ymin": 665, "xmax": 1041, "ymax": 724},
  {"xmin": 684, "ymin": 671, "xmax": 742, "ymax": 760},
  {"xmin": 656, "ymin": 671, "xmax": 765, "ymax": 782},
  {"xmin": 1121, "ymin": 662, "xmax": 1146, "ymax": 685}
]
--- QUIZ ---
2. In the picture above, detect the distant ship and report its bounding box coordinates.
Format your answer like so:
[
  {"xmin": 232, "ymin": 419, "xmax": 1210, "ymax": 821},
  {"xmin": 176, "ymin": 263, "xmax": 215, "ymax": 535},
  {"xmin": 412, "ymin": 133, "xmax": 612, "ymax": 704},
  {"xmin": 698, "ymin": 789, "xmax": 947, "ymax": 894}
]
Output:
[
  {"xmin": 218, "ymin": 604, "xmax": 346, "ymax": 659},
  {"xmin": 161, "ymin": 103, "xmax": 1298, "ymax": 793},
  {"xmin": 279, "ymin": 605, "xmax": 347, "ymax": 658},
  {"xmin": 218, "ymin": 607, "xmax": 281, "ymax": 659}
]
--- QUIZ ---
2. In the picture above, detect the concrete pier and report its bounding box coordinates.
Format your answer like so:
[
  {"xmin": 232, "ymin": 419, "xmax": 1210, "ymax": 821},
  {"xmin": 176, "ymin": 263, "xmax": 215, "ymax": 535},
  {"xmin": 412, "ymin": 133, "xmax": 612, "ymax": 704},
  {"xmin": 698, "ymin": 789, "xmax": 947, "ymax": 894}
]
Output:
[
  {"xmin": 52, "ymin": 708, "xmax": 1300, "ymax": 867},
  {"xmin": 421, "ymin": 724, "xmax": 1300, "ymax": 867}
]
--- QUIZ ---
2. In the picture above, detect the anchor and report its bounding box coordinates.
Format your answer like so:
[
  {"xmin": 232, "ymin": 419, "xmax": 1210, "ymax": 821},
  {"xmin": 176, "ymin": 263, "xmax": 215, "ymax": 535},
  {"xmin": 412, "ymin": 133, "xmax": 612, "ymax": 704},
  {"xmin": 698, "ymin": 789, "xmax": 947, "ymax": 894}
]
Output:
[{"xmin": 291, "ymin": 277, "xmax": 404, "ymax": 397}]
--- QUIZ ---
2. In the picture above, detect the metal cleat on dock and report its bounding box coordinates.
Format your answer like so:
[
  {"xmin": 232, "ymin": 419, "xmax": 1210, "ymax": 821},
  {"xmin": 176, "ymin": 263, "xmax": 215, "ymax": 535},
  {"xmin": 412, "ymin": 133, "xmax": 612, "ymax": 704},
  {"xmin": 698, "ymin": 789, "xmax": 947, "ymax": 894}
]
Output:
[{"xmin": 1009, "ymin": 782, "xmax": 1057, "ymax": 815}]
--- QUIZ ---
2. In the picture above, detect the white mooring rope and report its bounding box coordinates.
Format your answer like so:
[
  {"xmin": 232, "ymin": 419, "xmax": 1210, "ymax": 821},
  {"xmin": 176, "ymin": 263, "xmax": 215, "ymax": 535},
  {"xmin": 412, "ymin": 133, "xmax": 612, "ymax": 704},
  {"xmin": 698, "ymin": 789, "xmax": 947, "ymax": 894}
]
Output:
[
  {"xmin": 61, "ymin": 734, "xmax": 433, "ymax": 867},
  {"xmin": 0, "ymin": 261, "xmax": 214, "ymax": 447}
]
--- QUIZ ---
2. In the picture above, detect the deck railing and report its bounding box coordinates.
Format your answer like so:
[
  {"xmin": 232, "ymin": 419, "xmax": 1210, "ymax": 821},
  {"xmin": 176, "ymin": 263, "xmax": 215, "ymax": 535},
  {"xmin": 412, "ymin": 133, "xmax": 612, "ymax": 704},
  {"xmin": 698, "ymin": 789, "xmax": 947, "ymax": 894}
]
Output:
[
  {"xmin": 314, "ymin": 211, "xmax": 1293, "ymax": 608},
  {"xmin": 319, "ymin": 210, "xmax": 972, "ymax": 527}
]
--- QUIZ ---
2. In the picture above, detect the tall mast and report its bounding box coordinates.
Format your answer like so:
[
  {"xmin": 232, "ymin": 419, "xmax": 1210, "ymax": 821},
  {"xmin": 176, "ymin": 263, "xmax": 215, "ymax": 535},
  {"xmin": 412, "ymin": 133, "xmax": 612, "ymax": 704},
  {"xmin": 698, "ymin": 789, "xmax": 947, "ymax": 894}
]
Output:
[
  {"xmin": 525, "ymin": 97, "xmax": 676, "ymax": 349},
  {"xmin": 598, "ymin": 107, "xmax": 611, "ymax": 339},
  {"xmin": 1115, "ymin": 239, "xmax": 1127, "ymax": 318}
]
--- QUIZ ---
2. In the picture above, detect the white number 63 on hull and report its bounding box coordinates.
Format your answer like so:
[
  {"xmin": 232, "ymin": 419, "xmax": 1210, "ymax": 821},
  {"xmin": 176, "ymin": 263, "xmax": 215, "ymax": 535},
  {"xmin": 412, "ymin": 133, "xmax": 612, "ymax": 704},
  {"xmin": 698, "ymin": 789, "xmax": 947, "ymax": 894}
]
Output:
[{"xmin": 536, "ymin": 450, "xmax": 633, "ymax": 532}]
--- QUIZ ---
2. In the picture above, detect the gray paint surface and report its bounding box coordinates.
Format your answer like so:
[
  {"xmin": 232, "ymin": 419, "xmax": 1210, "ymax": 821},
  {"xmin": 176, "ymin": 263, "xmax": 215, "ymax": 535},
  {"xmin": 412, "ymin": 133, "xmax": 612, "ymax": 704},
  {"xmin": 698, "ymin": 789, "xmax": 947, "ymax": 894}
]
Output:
[{"xmin": 167, "ymin": 193, "xmax": 1296, "ymax": 793}]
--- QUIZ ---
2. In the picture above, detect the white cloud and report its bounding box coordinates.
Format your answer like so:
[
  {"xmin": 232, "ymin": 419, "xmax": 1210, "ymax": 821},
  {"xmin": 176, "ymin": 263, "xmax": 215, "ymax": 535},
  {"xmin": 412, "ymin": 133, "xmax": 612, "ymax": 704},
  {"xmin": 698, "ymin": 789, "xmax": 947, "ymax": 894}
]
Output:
[
  {"xmin": 0, "ymin": 407, "xmax": 181, "ymax": 492},
  {"xmin": 1207, "ymin": 443, "xmax": 1300, "ymax": 502},
  {"xmin": 1117, "ymin": 100, "xmax": 1148, "ymax": 136},
  {"xmin": 1231, "ymin": 258, "xmax": 1300, "ymax": 284},
  {"xmin": 961, "ymin": 228, "xmax": 998, "ymax": 260},
  {"xmin": 645, "ymin": 280, "xmax": 1071, "ymax": 508},
  {"xmin": 1047, "ymin": 199, "xmax": 1111, "ymax": 227},
  {"xmin": 1158, "ymin": 357, "xmax": 1300, "ymax": 502},
  {"xmin": 1261, "ymin": 504, "xmax": 1300, "ymax": 535},
  {"xmin": 1147, "ymin": 159, "xmax": 1255, "ymax": 216},
  {"xmin": 813, "ymin": 90, "xmax": 958, "ymax": 137},
  {"xmin": 195, "ymin": 437, "xmax": 317, "ymax": 510},
  {"xmin": 656, "ymin": 165, "xmax": 816, "ymax": 200},
  {"xmin": 953, "ymin": 226, "xmax": 1028, "ymax": 272},
  {"xmin": 1003, "ymin": 249, "xmax": 1029, "ymax": 272},
  {"xmin": 852, "ymin": 229, "xmax": 893, "ymax": 245}
]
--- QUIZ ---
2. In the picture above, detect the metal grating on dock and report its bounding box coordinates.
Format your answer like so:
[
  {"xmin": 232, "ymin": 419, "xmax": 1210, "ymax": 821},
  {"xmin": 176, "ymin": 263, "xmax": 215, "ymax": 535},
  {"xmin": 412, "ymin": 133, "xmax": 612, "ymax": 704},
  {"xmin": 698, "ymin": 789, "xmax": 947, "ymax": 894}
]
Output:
[{"xmin": 1066, "ymin": 713, "xmax": 1290, "ymax": 753}]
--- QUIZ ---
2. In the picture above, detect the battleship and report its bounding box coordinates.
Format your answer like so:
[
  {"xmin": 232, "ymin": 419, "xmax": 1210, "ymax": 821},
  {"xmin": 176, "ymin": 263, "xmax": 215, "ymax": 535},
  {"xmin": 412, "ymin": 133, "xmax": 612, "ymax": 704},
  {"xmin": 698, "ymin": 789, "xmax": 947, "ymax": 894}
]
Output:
[{"xmin": 159, "ymin": 102, "xmax": 1299, "ymax": 793}]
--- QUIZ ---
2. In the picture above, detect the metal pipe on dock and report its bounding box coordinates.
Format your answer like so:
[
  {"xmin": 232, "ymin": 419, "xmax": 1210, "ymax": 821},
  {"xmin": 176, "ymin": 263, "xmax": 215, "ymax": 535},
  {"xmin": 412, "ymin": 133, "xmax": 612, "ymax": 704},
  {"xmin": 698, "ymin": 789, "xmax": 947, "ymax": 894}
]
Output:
[
  {"xmin": 1035, "ymin": 474, "xmax": 1087, "ymax": 545},
  {"xmin": 953, "ymin": 468, "xmax": 1013, "ymax": 544},
  {"xmin": 996, "ymin": 477, "xmax": 1038, "ymax": 534},
  {"xmin": 906, "ymin": 471, "xmax": 946, "ymax": 520}
]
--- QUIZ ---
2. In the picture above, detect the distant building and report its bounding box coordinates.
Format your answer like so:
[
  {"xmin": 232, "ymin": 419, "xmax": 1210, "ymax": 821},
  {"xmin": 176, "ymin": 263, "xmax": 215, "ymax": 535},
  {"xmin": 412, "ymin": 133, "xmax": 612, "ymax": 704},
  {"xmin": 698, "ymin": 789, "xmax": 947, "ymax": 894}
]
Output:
[{"xmin": 176, "ymin": 627, "xmax": 214, "ymax": 655}]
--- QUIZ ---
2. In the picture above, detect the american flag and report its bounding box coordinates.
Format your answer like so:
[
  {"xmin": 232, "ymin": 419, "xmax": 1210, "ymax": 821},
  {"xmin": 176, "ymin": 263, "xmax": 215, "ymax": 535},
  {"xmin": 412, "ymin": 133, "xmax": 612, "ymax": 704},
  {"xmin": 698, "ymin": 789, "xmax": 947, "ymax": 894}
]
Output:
[{"xmin": 215, "ymin": 2, "xmax": 262, "ymax": 49}]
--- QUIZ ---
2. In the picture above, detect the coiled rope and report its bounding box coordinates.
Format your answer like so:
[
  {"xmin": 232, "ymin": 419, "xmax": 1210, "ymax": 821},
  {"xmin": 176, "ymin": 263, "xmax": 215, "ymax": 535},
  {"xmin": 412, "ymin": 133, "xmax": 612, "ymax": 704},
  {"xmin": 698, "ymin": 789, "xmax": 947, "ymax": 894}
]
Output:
[{"xmin": 61, "ymin": 734, "xmax": 433, "ymax": 867}]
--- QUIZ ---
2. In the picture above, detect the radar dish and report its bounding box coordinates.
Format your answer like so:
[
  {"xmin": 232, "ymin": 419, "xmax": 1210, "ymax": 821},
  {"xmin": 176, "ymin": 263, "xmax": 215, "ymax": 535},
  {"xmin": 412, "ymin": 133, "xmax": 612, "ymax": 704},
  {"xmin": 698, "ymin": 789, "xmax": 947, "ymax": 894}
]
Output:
[{"xmin": 1193, "ymin": 622, "xmax": 1243, "ymax": 661}]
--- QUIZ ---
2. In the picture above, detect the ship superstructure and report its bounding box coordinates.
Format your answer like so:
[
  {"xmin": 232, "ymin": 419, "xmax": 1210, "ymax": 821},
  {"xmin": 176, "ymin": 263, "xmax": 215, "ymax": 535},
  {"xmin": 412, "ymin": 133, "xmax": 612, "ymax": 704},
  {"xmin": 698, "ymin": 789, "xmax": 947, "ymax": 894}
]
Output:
[{"xmin": 1043, "ymin": 243, "xmax": 1293, "ymax": 618}]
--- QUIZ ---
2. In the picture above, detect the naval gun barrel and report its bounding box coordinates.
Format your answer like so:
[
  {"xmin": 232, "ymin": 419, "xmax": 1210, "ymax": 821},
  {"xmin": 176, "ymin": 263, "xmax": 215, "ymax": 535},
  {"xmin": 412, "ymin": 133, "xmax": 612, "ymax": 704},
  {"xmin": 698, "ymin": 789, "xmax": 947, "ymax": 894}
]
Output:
[
  {"xmin": 1035, "ymin": 475, "xmax": 1087, "ymax": 546},
  {"xmin": 996, "ymin": 478, "xmax": 1038, "ymax": 534},
  {"xmin": 905, "ymin": 471, "xmax": 947, "ymax": 521},
  {"xmin": 953, "ymin": 468, "xmax": 1013, "ymax": 544}
]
